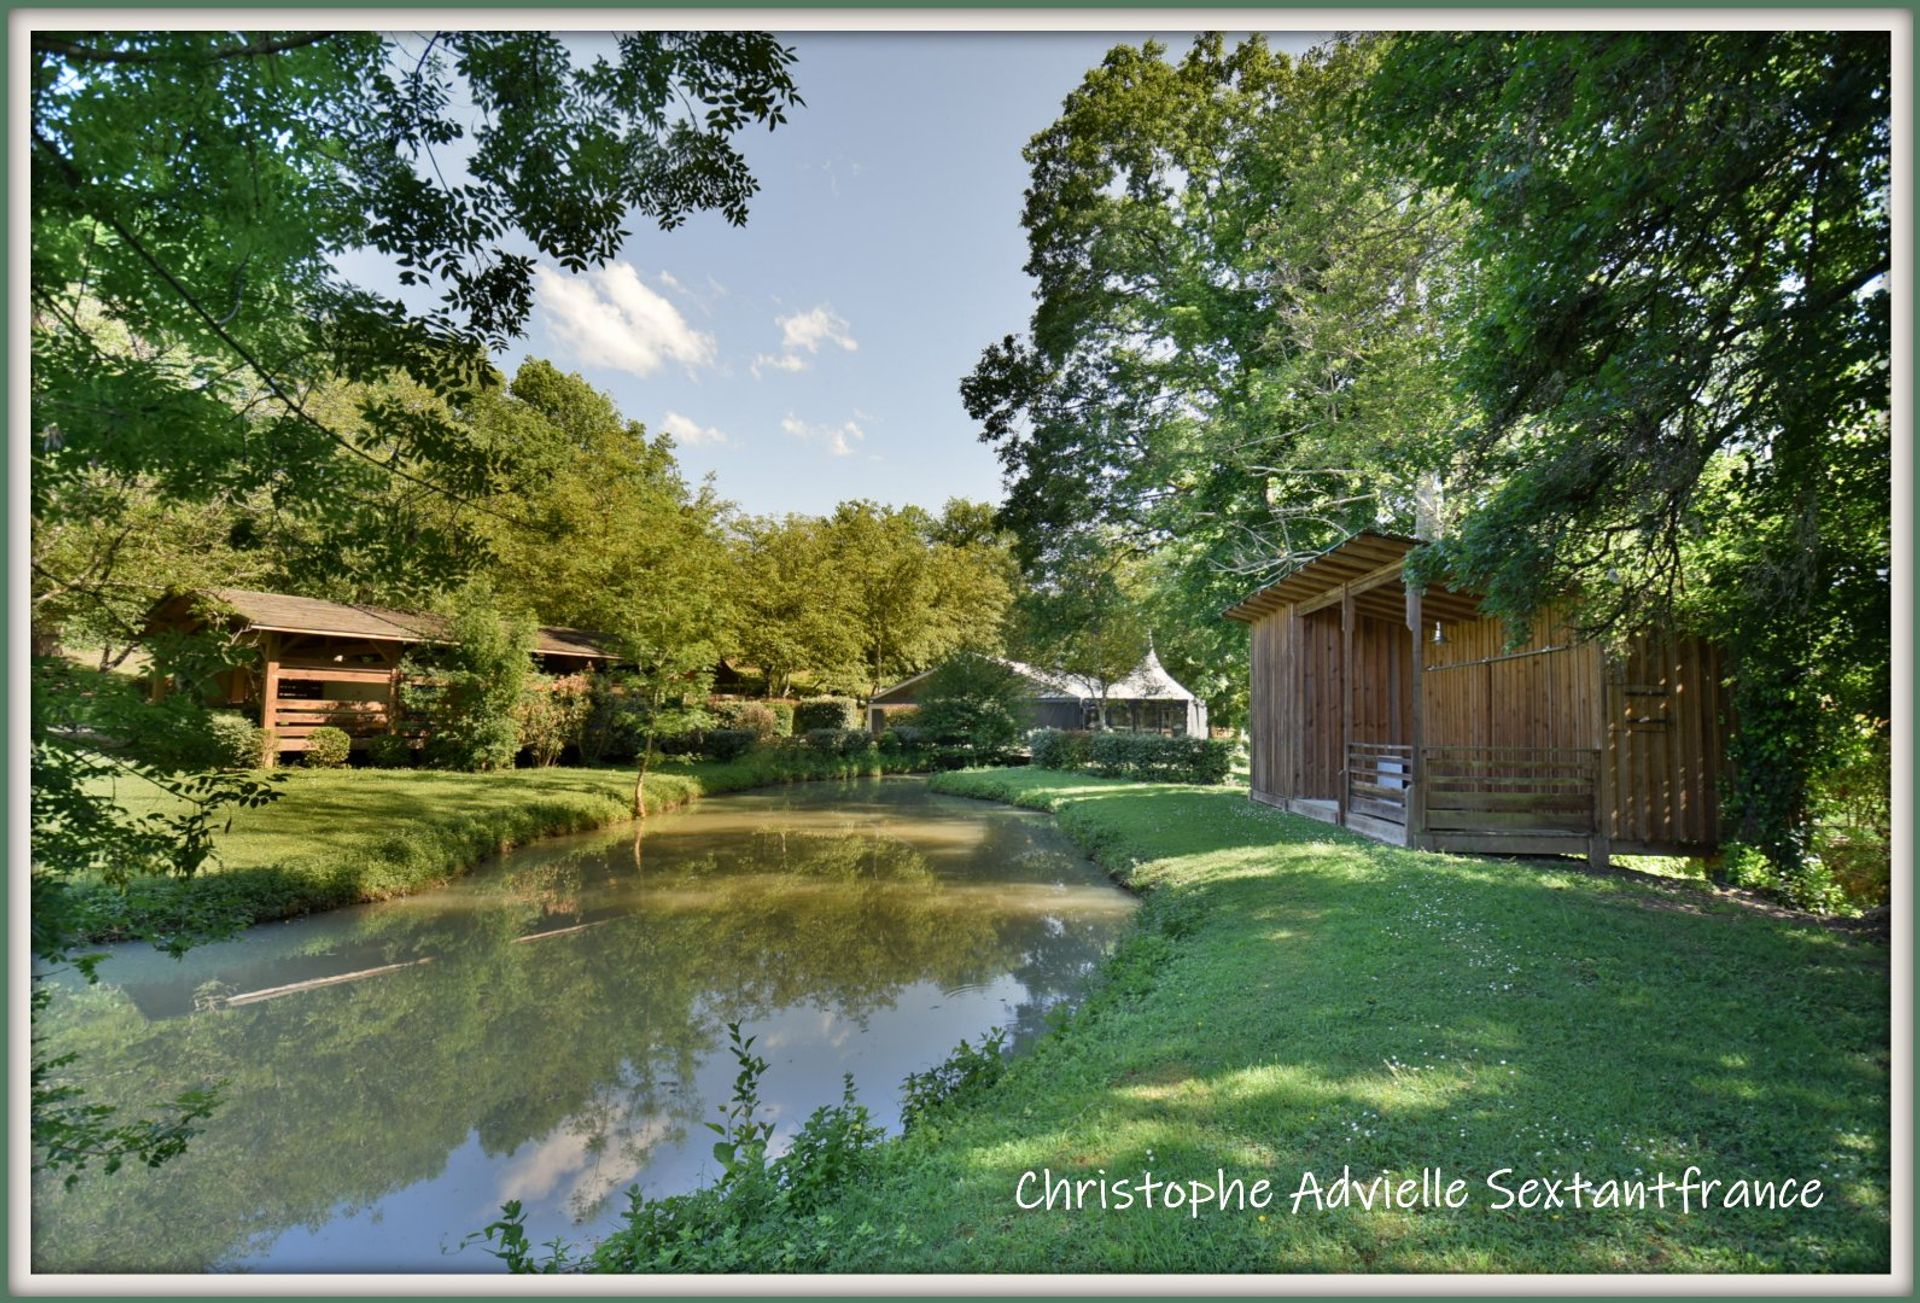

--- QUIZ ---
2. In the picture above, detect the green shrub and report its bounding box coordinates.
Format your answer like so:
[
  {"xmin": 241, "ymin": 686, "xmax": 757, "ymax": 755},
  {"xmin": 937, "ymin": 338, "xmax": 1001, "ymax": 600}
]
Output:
[
  {"xmin": 768, "ymin": 701, "xmax": 795, "ymax": 737},
  {"xmin": 913, "ymin": 653, "xmax": 1028, "ymax": 761},
  {"xmin": 794, "ymin": 696, "xmax": 861, "ymax": 732},
  {"xmin": 304, "ymin": 727, "xmax": 352, "ymax": 769},
  {"xmin": 879, "ymin": 724, "xmax": 927, "ymax": 754},
  {"xmin": 205, "ymin": 711, "xmax": 268, "ymax": 769},
  {"xmin": 366, "ymin": 733, "xmax": 414, "ymax": 769},
  {"xmin": 514, "ymin": 674, "xmax": 588, "ymax": 767},
  {"xmin": 702, "ymin": 729, "xmax": 758, "ymax": 762},
  {"xmin": 712, "ymin": 700, "xmax": 779, "ymax": 740},
  {"xmin": 1086, "ymin": 732, "xmax": 1231, "ymax": 784},
  {"xmin": 900, "ymin": 1028, "xmax": 1008, "ymax": 1134},
  {"xmin": 804, "ymin": 727, "xmax": 872, "ymax": 756},
  {"xmin": 1028, "ymin": 728, "xmax": 1093, "ymax": 771},
  {"xmin": 402, "ymin": 580, "xmax": 535, "ymax": 772}
]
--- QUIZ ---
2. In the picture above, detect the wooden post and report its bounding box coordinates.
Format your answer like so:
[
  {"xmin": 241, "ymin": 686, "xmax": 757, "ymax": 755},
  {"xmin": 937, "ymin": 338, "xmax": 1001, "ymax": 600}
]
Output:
[
  {"xmin": 1405, "ymin": 585, "xmax": 1427, "ymax": 850},
  {"xmin": 1291, "ymin": 608, "xmax": 1306, "ymax": 802},
  {"xmin": 259, "ymin": 633, "xmax": 281, "ymax": 768},
  {"xmin": 1339, "ymin": 582, "xmax": 1354, "ymax": 828},
  {"xmin": 1591, "ymin": 645, "xmax": 1615, "ymax": 868}
]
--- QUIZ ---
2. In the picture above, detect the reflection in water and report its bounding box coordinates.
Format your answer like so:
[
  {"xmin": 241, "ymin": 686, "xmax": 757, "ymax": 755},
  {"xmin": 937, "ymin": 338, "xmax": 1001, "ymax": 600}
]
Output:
[{"xmin": 32, "ymin": 777, "xmax": 1135, "ymax": 1273}]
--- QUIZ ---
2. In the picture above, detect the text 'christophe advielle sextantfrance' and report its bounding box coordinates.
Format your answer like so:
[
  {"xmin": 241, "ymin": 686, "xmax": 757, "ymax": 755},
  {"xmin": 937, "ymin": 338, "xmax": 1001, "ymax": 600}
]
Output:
[{"xmin": 1013, "ymin": 1166, "xmax": 1824, "ymax": 1219}]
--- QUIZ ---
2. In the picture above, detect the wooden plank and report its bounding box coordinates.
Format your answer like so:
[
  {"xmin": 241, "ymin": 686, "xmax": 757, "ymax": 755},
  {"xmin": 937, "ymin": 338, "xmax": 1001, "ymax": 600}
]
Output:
[
  {"xmin": 1339, "ymin": 584, "xmax": 1354, "ymax": 826},
  {"xmin": 1427, "ymin": 832, "xmax": 1592, "ymax": 857},
  {"xmin": 1350, "ymin": 796, "xmax": 1408, "ymax": 825},
  {"xmin": 1591, "ymin": 643, "xmax": 1614, "ymax": 866},
  {"xmin": 1346, "ymin": 811, "xmax": 1409, "ymax": 845},
  {"xmin": 1406, "ymin": 585, "xmax": 1427, "ymax": 850},
  {"xmin": 1426, "ymin": 809, "xmax": 1595, "ymax": 833},
  {"xmin": 1425, "ymin": 790, "xmax": 1595, "ymax": 813}
]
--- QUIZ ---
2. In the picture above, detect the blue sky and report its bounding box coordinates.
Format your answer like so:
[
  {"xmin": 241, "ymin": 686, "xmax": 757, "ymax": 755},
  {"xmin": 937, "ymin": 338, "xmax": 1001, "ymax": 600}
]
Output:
[{"xmin": 488, "ymin": 31, "xmax": 1328, "ymax": 519}]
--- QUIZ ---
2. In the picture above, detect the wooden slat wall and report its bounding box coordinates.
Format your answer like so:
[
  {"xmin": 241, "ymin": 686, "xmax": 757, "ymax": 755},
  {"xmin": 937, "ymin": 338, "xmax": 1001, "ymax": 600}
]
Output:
[
  {"xmin": 1248, "ymin": 611, "xmax": 1295, "ymax": 803},
  {"xmin": 1300, "ymin": 610, "xmax": 1343, "ymax": 800},
  {"xmin": 1605, "ymin": 634, "xmax": 1724, "ymax": 850},
  {"xmin": 1350, "ymin": 615, "xmax": 1413, "ymax": 745}
]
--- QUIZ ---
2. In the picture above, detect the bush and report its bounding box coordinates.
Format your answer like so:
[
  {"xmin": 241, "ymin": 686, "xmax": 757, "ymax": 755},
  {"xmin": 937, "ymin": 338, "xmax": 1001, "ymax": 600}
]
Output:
[
  {"xmin": 365, "ymin": 733, "xmax": 414, "ymax": 769},
  {"xmin": 515, "ymin": 674, "xmax": 588, "ymax": 766},
  {"xmin": 402, "ymin": 580, "xmax": 535, "ymax": 772},
  {"xmin": 1028, "ymin": 728, "xmax": 1093, "ymax": 772},
  {"xmin": 913, "ymin": 653, "xmax": 1028, "ymax": 761},
  {"xmin": 205, "ymin": 711, "xmax": 269, "ymax": 769},
  {"xmin": 794, "ymin": 696, "xmax": 861, "ymax": 732},
  {"xmin": 304, "ymin": 726, "xmax": 352, "ymax": 769},
  {"xmin": 804, "ymin": 727, "xmax": 873, "ymax": 757},
  {"xmin": 712, "ymin": 700, "xmax": 779, "ymax": 740},
  {"xmin": 879, "ymin": 724, "xmax": 927, "ymax": 754},
  {"xmin": 702, "ymin": 729, "xmax": 758, "ymax": 762},
  {"xmin": 1086, "ymin": 732, "xmax": 1232, "ymax": 784},
  {"xmin": 900, "ymin": 1028, "xmax": 1008, "ymax": 1134},
  {"xmin": 768, "ymin": 701, "xmax": 795, "ymax": 737}
]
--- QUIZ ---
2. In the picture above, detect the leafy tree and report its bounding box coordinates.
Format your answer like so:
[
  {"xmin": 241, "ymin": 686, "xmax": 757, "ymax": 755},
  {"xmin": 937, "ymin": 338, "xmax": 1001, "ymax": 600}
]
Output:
[
  {"xmin": 823, "ymin": 500, "xmax": 1014, "ymax": 699},
  {"xmin": 912, "ymin": 652, "xmax": 1031, "ymax": 760},
  {"xmin": 730, "ymin": 514, "xmax": 865, "ymax": 698},
  {"xmin": 1367, "ymin": 31, "xmax": 1890, "ymax": 888},
  {"xmin": 403, "ymin": 580, "xmax": 536, "ymax": 772},
  {"xmin": 1009, "ymin": 537, "xmax": 1151, "ymax": 730},
  {"xmin": 30, "ymin": 30, "xmax": 800, "ymax": 1178},
  {"xmin": 963, "ymin": 35, "xmax": 1466, "ymax": 726}
]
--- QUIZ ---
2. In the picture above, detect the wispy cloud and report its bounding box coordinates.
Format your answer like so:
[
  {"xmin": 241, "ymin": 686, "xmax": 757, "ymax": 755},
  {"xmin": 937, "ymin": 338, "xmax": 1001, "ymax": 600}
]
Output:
[
  {"xmin": 754, "ymin": 305, "xmax": 857, "ymax": 378},
  {"xmin": 659, "ymin": 410, "xmax": 728, "ymax": 446},
  {"xmin": 781, "ymin": 413, "xmax": 865, "ymax": 458},
  {"xmin": 535, "ymin": 263, "xmax": 716, "ymax": 377}
]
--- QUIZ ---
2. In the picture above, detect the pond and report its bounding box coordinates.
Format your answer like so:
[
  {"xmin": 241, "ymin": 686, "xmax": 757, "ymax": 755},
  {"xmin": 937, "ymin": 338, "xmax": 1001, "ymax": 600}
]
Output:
[{"xmin": 31, "ymin": 776, "xmax": 1137, "ymax": 1274}]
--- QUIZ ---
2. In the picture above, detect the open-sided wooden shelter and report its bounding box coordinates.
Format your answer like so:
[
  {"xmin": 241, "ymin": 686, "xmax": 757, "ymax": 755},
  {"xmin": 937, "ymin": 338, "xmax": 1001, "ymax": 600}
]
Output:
[
  {"xmin": 146, "ymin": 589, "xmax": 618, "ymax": 761},
  {"xmin": 1225, "ymin": 532, "xmax": 1730, "ymax": 863}
]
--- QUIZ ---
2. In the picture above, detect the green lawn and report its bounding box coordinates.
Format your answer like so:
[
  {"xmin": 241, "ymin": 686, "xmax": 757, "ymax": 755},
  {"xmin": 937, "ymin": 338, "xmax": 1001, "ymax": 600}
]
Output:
[
  {"xmin": 796, "ymin": 769, "xmax": 1890, "ymax": 1273},
  {"xmin": 70, "ymin": 751, "xmax": 923, "ymax": 943}
]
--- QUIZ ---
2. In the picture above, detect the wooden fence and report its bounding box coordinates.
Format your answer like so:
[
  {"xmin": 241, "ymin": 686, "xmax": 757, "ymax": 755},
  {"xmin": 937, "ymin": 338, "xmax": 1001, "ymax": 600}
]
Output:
[{"xmin": 1420, "ymin": 745, "xmax": 1603, "ymax": 860}]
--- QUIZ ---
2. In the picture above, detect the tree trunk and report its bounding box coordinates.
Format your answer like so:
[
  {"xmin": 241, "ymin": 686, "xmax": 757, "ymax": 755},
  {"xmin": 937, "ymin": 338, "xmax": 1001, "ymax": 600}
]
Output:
[{"xmin": 634, "ymin": 729, "xmax": 655, "ymax": 819}]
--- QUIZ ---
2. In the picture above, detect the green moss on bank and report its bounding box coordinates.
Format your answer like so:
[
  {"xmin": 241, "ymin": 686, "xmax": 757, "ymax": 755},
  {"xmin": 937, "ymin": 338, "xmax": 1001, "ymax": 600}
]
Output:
[{"xmin": 72, "ymin": 751, "xmax": 929, "ymax": 943}]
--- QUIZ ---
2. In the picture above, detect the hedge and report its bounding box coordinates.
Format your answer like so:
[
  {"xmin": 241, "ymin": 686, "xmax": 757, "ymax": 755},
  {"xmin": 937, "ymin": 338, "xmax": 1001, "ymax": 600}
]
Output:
[
  {"xmin": 794, "ymin": 696, "xmax": 861, "ymax": 732},
  {"xmin": 1026, "ymin": 728, "xmax": 1232, "ymax": 785}
]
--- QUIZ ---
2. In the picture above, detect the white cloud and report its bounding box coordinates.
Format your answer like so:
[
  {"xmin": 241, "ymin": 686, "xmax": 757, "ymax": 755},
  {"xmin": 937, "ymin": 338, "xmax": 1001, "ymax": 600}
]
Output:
[
  {"xmin": 535, "ymin": 263, "xmax": 716, "ymax": 377},
  {"xmin": 753, "ymin": 305, "xmax": 857, "ymax": 378},
  {"xmin": 781, "ymin": 413, "xmax": 865, "ymax": 458},
  {"xmin": 659, "ymin": 410, "xmax": 727, "ymax": 446},
  {"xmin": 778, "ymin": 306, "xmax": 858, "ymax": 356},
  {"xmin": 750, "ymin": 352, "xmax": 809, "ymax": 379}
]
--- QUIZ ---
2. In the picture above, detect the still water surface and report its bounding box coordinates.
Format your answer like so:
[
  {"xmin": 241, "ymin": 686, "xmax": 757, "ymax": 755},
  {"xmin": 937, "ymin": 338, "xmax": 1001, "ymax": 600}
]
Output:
[{"xmin": 33, "ymin": 777, "xmax": 1136, "ymax": 1273}]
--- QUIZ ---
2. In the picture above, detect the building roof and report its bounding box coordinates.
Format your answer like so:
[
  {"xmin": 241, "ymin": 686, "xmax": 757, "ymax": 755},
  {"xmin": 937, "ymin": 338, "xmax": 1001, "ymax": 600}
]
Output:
[
  {"xmin": 1221, "ymin": 531, "xmax": 1485, "ymax": 625},
  {"xmin": 871, "ymin": 650, "xmax": 1199, "ymax": 705},
  {"xmin": 187, "ymin": 588, "xmax": 619, "ymax": 660}
]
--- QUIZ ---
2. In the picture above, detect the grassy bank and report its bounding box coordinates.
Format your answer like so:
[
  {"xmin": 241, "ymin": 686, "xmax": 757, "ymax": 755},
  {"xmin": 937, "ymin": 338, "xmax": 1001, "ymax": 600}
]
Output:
[
  {"xmin": 786, "ymin": 769, "xmax": 1889, "ymax": 1273},
  {"xmin": 72, "ymin": 751, "xmax": 932, "ymax": 943}
]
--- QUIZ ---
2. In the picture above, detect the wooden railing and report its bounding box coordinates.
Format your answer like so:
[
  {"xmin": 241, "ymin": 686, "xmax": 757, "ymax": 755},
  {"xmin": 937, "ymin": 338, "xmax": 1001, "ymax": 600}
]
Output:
[
  {"xmin": 1418, "ymin": 745, "xmax": 1602, "ymax": 858},
  {"xmin": 1345, "ymin": 742, "xmax": 1413, "ymax": 833}
]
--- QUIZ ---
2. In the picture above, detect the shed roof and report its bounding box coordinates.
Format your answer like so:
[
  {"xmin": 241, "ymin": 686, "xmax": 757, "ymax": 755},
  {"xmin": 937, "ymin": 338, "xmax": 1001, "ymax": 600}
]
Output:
[
  {"xmin": 1221, "ymin": 531, "xmax": 1486, "ymax": 625},
  {"xmin": 187, "ymin": 588, "xmax": 619, "ymax": 660},
  {"xmin": 870, "ymin": 650, "xmax": 1199, "ymax": 705}
]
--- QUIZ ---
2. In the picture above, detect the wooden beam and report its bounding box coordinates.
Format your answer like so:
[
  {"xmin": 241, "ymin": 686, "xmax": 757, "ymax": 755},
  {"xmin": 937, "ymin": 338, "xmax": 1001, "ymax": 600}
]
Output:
[
  {"xmin": 1591, "ymin": 646, "xmax": 1615, "ymax": 868},
  {"xmin": 1339, "ymin": 582, "xmax": 1354, "ymax": 828},
  {"xmin": 259, "ymin": 632, "xmax": 281, "ymax": 767},
  {"xmin": 1406, "ymin": 586, "xmax": 1427, "ymax": 850}
]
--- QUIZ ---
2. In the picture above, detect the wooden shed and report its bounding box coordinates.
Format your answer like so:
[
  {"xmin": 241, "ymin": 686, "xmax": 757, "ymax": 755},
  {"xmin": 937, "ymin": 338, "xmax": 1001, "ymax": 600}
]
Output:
[
  {"xmin": 1224, "ymin": 532, "xmax": 1730, "ymax": 862},
  {"xmin": 146, "ymin": 589, "xmax": 618, "ymax": 761}
]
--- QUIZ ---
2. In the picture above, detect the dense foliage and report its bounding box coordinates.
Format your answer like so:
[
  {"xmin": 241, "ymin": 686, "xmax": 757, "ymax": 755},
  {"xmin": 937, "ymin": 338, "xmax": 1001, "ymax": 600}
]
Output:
[
  {"xmin": 1366, "ymin": 31, "xmax": 1890, "ymax": 901},
  {"xmin": 971, "ymin": 31, "xmax": 1889, "ymax": 905},
  {"xmin": 911, "ymin": 653, "xmax": 1031, "ymax": 762},
  {"xmin": 30, "ymin": 27, "xmax": 801, "ymax": 1181}
]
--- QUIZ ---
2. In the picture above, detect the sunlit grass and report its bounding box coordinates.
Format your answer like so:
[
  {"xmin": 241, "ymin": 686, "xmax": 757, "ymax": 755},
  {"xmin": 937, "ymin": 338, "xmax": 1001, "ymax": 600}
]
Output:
[{"xmin": 787, "ymin": 767, "xmax": 1892, "ymax": 1273}]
